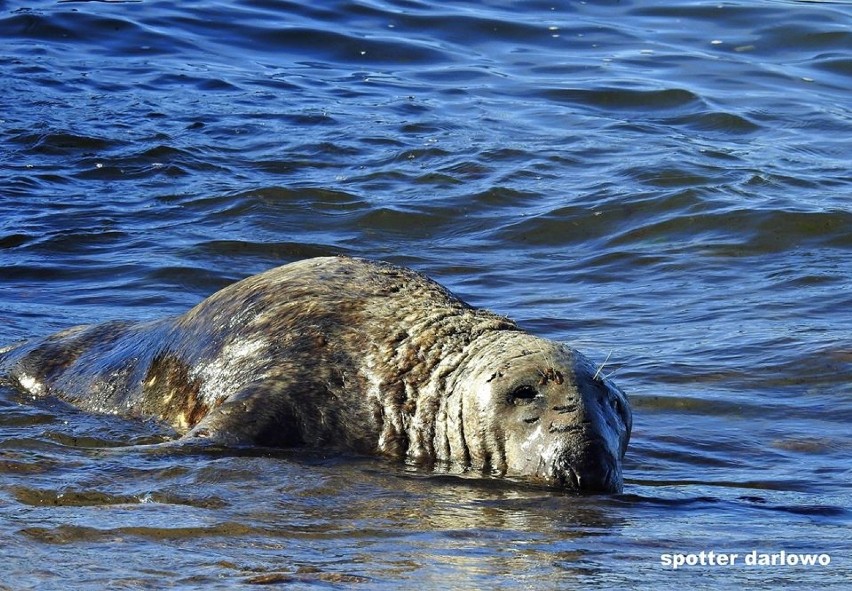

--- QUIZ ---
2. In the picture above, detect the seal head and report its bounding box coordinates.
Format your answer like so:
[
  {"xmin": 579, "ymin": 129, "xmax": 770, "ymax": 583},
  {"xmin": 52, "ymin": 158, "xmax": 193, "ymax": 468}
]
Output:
[{"xmin": 437, "ymin": 332, "xmax": 630, "ymax": 492}]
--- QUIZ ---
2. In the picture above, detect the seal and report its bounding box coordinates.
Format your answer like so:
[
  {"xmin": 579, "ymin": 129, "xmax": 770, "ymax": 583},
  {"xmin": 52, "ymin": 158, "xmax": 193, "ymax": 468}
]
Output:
[{"xmin": 0, "ymin": 256, "xmax": 631, "ymax": 492}]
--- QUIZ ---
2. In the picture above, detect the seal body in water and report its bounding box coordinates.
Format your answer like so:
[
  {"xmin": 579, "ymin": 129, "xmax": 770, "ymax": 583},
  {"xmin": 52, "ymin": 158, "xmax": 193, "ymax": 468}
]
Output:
[{"xmin": 0, "ymin": 256, "xmax": 631, "ymax": 492}]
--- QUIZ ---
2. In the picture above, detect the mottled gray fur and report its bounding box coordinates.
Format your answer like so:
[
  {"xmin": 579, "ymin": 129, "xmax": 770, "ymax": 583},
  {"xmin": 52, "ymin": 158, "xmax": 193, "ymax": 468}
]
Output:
[{"xmin": 0, "ymin": 257, "xmax": 631, "ymax": 492}]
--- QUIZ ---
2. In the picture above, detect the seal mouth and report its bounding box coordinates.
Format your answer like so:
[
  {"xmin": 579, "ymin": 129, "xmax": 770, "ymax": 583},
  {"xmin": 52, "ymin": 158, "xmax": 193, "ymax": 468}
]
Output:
[
  {"xmin": 545, "ymin": 441, "xmax": 623, "ymax": 493},
  {"xmin": 551, "ymin": 462, "xmax": 621, "ymax": 494}
]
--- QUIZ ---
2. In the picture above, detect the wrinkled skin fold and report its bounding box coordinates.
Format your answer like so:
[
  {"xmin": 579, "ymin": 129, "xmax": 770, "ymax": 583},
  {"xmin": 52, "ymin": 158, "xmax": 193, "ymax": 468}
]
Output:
[{"xmin": 0, "ymin": 256, "xmax": 631, "ymax": 492}]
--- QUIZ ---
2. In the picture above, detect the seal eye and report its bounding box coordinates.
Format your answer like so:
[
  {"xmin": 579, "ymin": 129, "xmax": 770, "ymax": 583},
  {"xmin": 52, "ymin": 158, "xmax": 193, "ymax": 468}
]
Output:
[{"xmin": 508, "ymin": 385, "xmax": 539, "ymax": 406}]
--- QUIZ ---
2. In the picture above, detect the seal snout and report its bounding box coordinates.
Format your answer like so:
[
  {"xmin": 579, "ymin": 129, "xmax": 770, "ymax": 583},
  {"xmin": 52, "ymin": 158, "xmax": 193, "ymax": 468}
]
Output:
[
  {"xmin": 544, "ymin": 402, "xmax": 624, "ymax": 493},
  {"xmin": 558, "ymin": 358, "xmax": 631, "ymax": 493},
  {"xmin": 547, "ymin": 439, "xmax": 623, "ymax": 493}
]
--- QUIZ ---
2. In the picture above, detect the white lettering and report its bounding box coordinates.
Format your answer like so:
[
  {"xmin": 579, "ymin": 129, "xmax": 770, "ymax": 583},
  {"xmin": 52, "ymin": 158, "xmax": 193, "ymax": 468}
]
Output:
[{"xmin": 665, "ymin": 550, "xmax": 830, "ymax": 569}]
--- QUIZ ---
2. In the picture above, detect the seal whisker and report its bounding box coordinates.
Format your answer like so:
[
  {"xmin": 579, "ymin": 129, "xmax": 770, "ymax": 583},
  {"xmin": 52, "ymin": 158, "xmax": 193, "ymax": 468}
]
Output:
[
  {"xmin": 592, "ymin": 350, "xmax": 613, "ymax": 381},
  {"xmin": 603, "ymin": 367, "xmax": 621, "ymax": 381}
]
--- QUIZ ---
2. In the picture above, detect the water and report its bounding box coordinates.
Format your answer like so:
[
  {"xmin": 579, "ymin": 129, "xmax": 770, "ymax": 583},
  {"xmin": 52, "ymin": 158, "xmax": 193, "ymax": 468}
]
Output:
[{"xmin": 1, "ymin": 0, "xmax": 850, "ymax": 588}]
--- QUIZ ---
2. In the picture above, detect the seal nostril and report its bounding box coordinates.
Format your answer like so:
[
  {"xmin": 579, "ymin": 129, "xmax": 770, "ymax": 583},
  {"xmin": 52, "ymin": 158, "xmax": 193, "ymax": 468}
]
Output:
[{"xmin": 552, "ymin": 404, "xmax": 578, "ymax": 413}]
